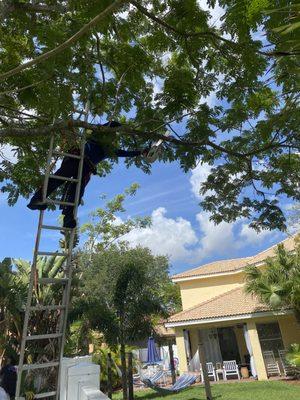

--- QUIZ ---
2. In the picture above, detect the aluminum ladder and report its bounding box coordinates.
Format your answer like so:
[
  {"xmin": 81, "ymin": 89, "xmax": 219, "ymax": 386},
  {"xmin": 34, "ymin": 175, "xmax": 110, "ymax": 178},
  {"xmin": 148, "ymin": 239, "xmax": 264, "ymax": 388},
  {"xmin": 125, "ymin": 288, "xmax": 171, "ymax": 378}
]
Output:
[{"xmin": 15, "ymin": 132, "xmax": 86, "ymax": 400}]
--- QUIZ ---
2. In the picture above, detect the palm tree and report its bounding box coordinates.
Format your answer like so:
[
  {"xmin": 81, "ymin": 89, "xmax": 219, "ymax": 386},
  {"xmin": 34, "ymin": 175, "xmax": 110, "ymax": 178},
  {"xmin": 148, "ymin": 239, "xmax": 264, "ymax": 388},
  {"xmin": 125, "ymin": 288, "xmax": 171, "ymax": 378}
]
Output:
[
  {"xmin": 245, "ymin": 236, "xmax": 300, "ymax": 321},
  {"xmin": 0, "ymin": 255, "xmax": 69, "ymax": 367}
]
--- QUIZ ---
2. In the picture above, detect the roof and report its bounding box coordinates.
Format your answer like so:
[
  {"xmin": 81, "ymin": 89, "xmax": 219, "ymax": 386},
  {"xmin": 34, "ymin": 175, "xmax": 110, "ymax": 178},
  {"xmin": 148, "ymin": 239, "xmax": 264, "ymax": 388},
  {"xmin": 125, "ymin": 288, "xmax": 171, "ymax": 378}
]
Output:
[
  {"xmin": 172, "ymin": 235, "xmax": 297, "ymax": 280},
  {"xmin": 155, "ymin": 321, "xmax": 175, "ymax": 337},
  {"xmin": 167, "ymin": 286, "xmax": 273, "ymax": 325}
]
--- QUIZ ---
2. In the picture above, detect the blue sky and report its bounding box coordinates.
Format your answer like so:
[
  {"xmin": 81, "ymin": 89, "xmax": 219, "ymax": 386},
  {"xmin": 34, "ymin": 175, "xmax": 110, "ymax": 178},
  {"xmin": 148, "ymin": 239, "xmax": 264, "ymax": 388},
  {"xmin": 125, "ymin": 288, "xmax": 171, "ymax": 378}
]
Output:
[{"xmin": 0, "ymin": 154, "xmax": 286, "ymax": 275}]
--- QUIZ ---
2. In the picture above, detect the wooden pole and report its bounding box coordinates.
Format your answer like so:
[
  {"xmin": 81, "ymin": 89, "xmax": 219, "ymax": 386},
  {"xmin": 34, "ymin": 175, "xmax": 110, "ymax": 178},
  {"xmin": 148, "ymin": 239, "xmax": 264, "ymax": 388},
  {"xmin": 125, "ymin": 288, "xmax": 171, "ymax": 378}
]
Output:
[
  {"xmin": 198, "ymin": 330, "xmax": 213, "ymax": 400},
  {"xmin": 127, "ymin": 352, "xmax": 134, "ymax": 400},
  {"xmin": 107, "ymin": 352, "xmax": 113, "ymax": 399},
  {"xmin": 168, "ymin": 341, "xmax": 176, "ymax": 384},
  {"xmin": 120, "ymin": 344, "xmax": 128, "ymax": 400}
]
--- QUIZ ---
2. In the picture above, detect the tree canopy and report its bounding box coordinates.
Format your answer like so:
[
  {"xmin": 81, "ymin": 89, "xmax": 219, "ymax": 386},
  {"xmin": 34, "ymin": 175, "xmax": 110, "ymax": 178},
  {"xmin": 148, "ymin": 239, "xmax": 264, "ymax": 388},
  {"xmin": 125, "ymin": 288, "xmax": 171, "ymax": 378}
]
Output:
[{"xmin": 0, "ymin": 0, "xmax": 299, "ymax": 230}]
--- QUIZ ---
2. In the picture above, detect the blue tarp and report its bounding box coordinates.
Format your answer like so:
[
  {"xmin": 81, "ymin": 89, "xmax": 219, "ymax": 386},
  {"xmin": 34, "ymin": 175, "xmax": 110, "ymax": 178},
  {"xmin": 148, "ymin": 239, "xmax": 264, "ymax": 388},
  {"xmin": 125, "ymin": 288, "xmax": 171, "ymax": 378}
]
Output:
[{"xmin": 146, "ymin": 337, "xmax": 161, "ymax": 364}]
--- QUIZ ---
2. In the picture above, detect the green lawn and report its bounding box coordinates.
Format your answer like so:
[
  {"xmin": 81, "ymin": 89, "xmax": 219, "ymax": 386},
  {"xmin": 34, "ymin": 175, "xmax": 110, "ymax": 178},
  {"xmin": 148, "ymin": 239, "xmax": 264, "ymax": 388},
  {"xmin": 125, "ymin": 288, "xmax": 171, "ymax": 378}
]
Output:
[{"xmin": 114, "ymin": 381, "xmax": 300, "ymax": 400}]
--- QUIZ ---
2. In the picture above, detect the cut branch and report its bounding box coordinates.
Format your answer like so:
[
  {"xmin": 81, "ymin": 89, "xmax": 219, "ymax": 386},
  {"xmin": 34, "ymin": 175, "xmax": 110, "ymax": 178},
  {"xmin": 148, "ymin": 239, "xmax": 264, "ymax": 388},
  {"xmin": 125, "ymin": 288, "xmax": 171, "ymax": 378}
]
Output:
[{"xmin": 0, "ymin": 0, "xmax": 128, "ymax": 81}]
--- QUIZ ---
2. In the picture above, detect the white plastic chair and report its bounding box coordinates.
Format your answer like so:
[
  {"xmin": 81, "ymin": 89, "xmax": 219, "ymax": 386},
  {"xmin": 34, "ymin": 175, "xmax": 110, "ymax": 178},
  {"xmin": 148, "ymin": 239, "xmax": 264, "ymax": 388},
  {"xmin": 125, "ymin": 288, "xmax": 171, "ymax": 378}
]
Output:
[
  {"xmin": 278, "ymin": 349, "xmax": 294, "ymax": 376},
  {"xmin": 223, "ymin": 360, "xmax": 241, "ymax": 380},
  {"xmin": 200, "ymin": 362, "xmax": 218, "ymax": 381},
  {"xmin": 262, "ymin": 351, "xmax": 281, "ymax": 377}
]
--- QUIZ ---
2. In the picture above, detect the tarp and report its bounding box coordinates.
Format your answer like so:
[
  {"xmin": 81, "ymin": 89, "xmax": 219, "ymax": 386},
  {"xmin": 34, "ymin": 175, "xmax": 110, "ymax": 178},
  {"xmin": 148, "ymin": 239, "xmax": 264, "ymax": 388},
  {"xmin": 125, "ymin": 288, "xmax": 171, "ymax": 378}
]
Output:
[{"xmin": 146, "ymin": 337, "xmax": 161, "ymax": 364}]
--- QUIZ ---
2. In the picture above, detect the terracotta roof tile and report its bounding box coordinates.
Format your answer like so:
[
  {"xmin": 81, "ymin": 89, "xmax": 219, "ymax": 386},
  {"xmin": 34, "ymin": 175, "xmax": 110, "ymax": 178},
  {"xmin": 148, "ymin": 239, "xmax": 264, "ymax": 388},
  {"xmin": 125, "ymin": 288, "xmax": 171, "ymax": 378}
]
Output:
[
  {"xmin": 167, "ymin": 286, "xmax": 271, "ymax": 324},
  {"xmin": 172, "ymin": 235, "xmax": 297, "ymax": 279}
]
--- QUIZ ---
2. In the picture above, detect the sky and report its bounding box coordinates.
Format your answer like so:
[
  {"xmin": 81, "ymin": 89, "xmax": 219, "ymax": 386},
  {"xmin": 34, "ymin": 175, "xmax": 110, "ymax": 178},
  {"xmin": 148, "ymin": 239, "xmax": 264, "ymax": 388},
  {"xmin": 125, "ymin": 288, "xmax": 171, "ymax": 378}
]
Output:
[
  {"xmin": 0, "ymin": 151, "xmax": 286, "ymax": 275},
  {"xmin": 0, "ymin": 1, "xmax": 291, "ymax": 275}
]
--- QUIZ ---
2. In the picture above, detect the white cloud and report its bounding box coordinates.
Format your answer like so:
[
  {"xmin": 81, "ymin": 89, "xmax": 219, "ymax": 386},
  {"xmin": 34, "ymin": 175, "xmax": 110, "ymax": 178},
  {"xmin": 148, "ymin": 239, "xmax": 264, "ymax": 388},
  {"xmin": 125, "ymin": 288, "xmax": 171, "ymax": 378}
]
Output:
[
  {"xmin": 123, "ymin": 207, "xmax": 198, "ymax": 262},
  {"xmin": 119, "ymin": 205, "xmax": 274, "ymax": 266},
  {"xmin": 193, "ymin": 212, "xmax": 237, "ymax": 260},
  {"xmin": 239, "ymin": 223, "xmax": 273, "ymax": 245},
  {"xmin": 190, "ymin": 162, "xmax": 213, "ymax": 200},
  {"xmin": 187, "ymin": 162, "xmax": 275, "ymax": 263}
]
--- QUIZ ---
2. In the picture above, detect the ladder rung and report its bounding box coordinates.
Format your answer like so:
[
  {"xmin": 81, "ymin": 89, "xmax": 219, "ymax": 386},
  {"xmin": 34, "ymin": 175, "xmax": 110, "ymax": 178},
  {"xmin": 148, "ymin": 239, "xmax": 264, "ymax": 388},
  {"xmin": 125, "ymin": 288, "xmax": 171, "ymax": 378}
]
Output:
[
  {"xmin": 29, "ymin": 305, "xmax": 66, "ymax": 311},
  {"xmin": 22, "ymin": 361, "xmax": 59, "ymax": 371},
  {"xmin": 38, "ymin": 278, "xmax": 69, "ymax": 284},
  {"xmin": 37, "ymin": 251, "xmax": 68, "ymax": 257},
  {"xmin": 53, "ymin": 151, "xmax": 81, "ymax": 159},
  {"xmin": 46, "ymin": 199, "xmax": 76, "ymax": 207},
  {"xmin": 42, "ymin": 225, "xmax": 71, "ymax": 231},
  {"xmin": 26, "ymin": 333, "xmax": 62, "ymax": 341},
  {"xmin": 49, "ymin": 174, "xmax": 79, "ymax": 183},
  {"xmin": 34, "ymin": 391, "xmax": 56, "ymax": 399}
]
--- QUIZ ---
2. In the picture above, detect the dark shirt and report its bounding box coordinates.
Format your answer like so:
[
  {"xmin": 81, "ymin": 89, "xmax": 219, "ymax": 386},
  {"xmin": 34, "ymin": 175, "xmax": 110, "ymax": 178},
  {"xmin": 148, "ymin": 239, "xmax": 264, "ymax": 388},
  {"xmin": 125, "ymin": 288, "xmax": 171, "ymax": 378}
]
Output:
[
  {"xmin": 84, "ymin": 140, "xmax": 141, "ymax": 165},
  {"xmin": 0, "ymin": 364, "xmax": 17, "ymax": 397}
]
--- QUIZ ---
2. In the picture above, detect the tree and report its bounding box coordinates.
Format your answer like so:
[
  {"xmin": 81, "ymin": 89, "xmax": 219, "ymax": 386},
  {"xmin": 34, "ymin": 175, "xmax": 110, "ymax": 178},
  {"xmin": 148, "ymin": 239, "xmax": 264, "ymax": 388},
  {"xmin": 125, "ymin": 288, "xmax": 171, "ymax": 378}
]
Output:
[
  {"xmin": 0, "ymin": 1, "xmax": 299, "ymax": 231},
  {"xmin": 81, "ymin": 183, "xmax": 151, "ymax": 253},
  {"xmin": 75, "ymin": 246, "xmax": 170, "ymax": 400},
  {"xmin": 245, "ymin": 235, "xmax": 300, "ymax": 321}
]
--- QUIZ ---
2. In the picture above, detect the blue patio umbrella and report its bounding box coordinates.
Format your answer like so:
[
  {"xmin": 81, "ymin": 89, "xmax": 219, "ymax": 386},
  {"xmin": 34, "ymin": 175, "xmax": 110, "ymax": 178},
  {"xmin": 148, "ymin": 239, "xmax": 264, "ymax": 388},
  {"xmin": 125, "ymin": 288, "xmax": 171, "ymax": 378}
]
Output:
[{"xmin": 146, "ymin": 336, "xmax": 161, "ymax": 364}]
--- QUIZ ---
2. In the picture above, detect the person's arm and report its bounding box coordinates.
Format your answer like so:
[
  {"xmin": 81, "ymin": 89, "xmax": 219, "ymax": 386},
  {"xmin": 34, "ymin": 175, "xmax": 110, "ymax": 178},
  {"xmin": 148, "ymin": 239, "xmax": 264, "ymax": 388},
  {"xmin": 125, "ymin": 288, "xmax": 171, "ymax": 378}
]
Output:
[{"xmin": 115, "ymin": 149, "xmax": 142, "ymax": 158}]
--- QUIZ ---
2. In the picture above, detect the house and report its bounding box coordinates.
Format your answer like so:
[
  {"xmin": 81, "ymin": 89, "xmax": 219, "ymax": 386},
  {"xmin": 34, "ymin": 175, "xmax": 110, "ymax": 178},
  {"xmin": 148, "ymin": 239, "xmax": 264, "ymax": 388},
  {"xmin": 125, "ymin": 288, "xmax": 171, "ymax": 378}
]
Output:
[{"xmin": 165, "ymin": 235, "xmax": 300, "ymax": 380}]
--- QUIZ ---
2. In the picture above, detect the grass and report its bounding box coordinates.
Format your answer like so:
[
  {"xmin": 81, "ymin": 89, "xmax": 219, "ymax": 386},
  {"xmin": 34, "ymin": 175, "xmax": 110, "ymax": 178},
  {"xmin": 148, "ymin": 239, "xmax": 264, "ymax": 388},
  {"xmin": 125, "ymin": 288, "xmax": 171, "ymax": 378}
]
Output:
[{"xmin": 114, "ymin": 381, "xmax": 300, "ymax": 400}]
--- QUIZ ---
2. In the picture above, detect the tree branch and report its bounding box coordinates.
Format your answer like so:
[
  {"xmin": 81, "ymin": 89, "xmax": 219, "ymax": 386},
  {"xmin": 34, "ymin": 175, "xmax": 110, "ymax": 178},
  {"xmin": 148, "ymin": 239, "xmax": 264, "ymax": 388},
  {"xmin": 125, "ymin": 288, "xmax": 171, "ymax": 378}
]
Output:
[
  {"xmin": 15, "ymin": 2, "xmax": 67, "ymax": 14},
  {"xmin": 0, "ymin": 78, "xmax": 49, "ymax": 96},
  {"xmin": 0, "ymin": 119, "xmax": 288, "ymax": 159},
  {"xmin": 0, "ymin": 0, "xmax": 128, "ymax": 81},
  {"xmin": 130, "ymin": 0, "xmax": 238, "ymax": 46},
  {"xmin": 130, "ymin": 0, "xmax": 295, "ymax": 58}
]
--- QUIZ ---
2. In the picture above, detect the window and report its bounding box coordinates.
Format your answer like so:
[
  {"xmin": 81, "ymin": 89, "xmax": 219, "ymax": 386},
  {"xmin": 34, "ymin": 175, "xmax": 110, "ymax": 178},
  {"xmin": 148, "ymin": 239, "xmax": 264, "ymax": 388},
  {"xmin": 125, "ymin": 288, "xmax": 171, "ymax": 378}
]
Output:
[{"xmin": 256, "ymin": 322, "xmax": 284, "ymax": 354}]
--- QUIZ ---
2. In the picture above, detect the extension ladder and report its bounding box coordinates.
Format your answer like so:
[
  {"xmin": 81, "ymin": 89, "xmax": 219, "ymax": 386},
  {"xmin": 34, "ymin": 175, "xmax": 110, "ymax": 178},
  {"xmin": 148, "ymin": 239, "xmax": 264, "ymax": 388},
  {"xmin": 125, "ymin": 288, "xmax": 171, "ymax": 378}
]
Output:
[{"xmin": 15, "ymin": 132, "xmax": 86, "ymax": 400}]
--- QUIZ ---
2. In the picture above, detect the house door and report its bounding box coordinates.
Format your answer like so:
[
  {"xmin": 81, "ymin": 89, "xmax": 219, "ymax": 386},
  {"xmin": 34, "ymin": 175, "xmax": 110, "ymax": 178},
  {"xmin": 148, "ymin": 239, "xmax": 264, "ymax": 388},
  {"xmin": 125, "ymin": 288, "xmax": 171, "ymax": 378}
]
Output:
[
  {"xmin": 218, "ymin": 327, "xmax": 241, "ymax": 362},
  {"xmin": 199, "ymin": 328, "xmax": 223, "ymax": 364}
]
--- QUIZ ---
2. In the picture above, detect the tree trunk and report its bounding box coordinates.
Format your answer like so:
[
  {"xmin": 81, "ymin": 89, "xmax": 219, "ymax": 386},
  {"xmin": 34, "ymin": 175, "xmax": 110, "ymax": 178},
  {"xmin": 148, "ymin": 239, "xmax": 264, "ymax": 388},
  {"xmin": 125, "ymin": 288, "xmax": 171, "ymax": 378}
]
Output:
[
  {"xmin": 168, "ymin": 341, "xmax": 176, "ymax": 384},
  {"xmin": 127, "ymin": 352, "xmax": 134, "ymax": 400},
  {"xmin": 107, "ymin": 352, "xmax": 113, "ymax": 399},
  {"xmin": 198, "ymin": 330, "xmax": 213, "ymax": 400},
  {"xmin": 120, "ymin": 343, "xmax": 128, "ymax": 400}
]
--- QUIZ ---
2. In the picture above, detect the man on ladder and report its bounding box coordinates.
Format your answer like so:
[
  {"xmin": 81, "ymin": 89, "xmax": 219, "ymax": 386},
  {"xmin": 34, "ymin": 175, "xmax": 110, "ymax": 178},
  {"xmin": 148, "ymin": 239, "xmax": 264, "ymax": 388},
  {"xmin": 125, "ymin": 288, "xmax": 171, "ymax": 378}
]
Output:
[{"xmin": 27, "ymin": 121, "xmax": 148, "ymax": 228}]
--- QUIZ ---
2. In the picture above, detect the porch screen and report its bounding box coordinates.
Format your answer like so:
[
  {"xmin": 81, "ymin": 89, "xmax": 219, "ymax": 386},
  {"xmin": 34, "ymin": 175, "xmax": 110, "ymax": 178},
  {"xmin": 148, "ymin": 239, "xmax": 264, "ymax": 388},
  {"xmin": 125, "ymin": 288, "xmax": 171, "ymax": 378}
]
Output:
[
  {"xmin": 256, "ymin": 322, "xmax": 284, "ymax": 354},
  {"xmin": 243, "ymin": 325, "xmax": 257, "ymax": 378}
]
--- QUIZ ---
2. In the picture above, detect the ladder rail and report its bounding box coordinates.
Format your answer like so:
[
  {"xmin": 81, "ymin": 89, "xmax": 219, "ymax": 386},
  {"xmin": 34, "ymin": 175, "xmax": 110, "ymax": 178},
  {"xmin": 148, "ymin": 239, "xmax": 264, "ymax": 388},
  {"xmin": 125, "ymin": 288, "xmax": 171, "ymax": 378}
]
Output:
[{"xmin": 16, "ymin": 211, "xmax": 45, "ymax": 397}]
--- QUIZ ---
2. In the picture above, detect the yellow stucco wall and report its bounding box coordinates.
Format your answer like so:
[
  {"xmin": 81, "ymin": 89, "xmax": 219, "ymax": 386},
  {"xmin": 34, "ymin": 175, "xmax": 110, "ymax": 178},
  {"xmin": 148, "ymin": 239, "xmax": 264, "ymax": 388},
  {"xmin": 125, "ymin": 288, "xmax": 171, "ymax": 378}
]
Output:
[
  {"xmin": 247, "ymin": 320, "xmax": 268, "ymax": 380},
  {"xmin": 179, "ymin": 273, "xmax": 245, "ymax": 309},
  {"xmin": 175, "ymin": 327, "xmax": 188, "ymax": 374},
  {"xmin": 278, "ymin": 314, "xmax": 300, "ymax": 348}
]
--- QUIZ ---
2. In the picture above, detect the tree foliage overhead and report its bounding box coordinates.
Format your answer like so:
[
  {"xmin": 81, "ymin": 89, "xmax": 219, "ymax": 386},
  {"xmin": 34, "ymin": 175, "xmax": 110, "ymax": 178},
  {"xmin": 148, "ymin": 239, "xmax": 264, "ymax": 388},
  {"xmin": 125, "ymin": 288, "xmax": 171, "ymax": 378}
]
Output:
[{"xmin": 0, "ymin": 0, "xmax": 299, "ymax": 230}]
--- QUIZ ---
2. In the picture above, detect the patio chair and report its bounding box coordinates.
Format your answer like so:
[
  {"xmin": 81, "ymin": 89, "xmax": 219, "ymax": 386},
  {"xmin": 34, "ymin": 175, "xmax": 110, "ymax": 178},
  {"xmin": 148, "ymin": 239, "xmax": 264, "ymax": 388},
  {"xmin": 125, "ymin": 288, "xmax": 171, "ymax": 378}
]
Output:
[
  {"xmin": 200, "ymin": 362, "xmax": 218, "ymax": 381},
  {"xmin": 142, "ymin": 373, "xmax": 197, "ymax": 394},
  {"xmin": 223, "ymin": 360, "xmax": 241, "ymax": 380},
  {"xmin": 278, "ymin": 349, "xmax": 295, "ymax": 377},
  {"xmin": 262, "ymin": 351, "xmax": 281, "ymax": 377}
]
